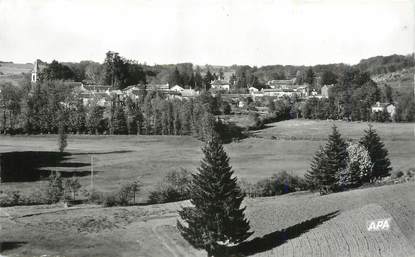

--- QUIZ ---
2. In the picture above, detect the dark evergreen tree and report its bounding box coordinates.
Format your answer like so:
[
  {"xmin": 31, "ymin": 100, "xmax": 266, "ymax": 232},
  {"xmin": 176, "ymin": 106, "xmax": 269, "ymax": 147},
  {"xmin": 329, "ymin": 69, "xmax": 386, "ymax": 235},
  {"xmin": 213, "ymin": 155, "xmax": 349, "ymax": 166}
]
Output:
[
  {"xmin": 203, "ymin": 70, "xmax": 214, "ymax": 91},
  {"xmin": 305, "ymin": 146, "xmax": 326, "ymax": 191},
  {"xmin": 304, "ymin": 68, "xmax": 315, "ymax": 86},
  {"xmin": 323, "ymin": 125, "xmax": 348, "ymax": 192},
  {"xmin": 306, "ymin": 125, "xmax": 347, "ymax": 194},
  {"xmin": 359, "ymin": 125, "xmax": 392, "ymax": 181},
  {"xmin": 177, "ymin": 135, "xmax": 253, "ymax": 257}
]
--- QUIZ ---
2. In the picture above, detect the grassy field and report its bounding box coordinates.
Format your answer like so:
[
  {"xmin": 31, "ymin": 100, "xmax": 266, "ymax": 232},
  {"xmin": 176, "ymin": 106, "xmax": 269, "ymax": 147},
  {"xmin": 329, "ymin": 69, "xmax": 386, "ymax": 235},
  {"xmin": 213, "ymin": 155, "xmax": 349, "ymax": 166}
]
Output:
[
  {"xmin": 1, "ymin": 182, "xmax": 414, "ymax": 257},
  {"xmin": 1, "ymin": 120, "xmax": 414, "ymax": 199}
]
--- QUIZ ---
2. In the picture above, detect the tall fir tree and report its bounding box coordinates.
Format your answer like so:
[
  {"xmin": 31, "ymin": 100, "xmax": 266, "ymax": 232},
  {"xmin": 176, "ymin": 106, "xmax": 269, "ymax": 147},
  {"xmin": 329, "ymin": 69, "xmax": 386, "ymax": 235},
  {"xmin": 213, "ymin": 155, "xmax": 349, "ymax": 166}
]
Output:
[
  {"xmin": 177, "ymin": 135, "xmax": 252, "ymax": 257},
  {"xmin": 323, "ymin": 125, "xmax": 348, "ymax": 192},
  {"xmin": 306, "ymin": 125, "xmax": 347, "ymax": 194},
  {"xmin": 359, "ymin": 125, "xmax": 391, "ymax": 181},
  {"xmin": 305, "ymin": 146, "xmax": 326, "ymax": 191}
]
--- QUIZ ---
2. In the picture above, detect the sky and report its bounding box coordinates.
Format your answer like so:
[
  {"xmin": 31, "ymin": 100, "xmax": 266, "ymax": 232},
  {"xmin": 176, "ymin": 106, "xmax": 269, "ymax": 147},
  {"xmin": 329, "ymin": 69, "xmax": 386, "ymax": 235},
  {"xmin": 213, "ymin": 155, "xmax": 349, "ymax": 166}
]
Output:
[{"xmin": 0, "ymin": 0, "xmax": 414, "ymax": 66}]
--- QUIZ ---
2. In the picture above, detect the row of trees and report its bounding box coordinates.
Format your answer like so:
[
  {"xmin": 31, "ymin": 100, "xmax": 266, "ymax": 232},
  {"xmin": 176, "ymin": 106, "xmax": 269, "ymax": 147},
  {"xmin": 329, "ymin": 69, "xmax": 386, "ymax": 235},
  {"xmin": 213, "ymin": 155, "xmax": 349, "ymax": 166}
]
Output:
[
  {"xmin": 37, "ymin": 52, "xmax": 147, "ymax": 89},
  {"xmin": 305, "ymin": 125, "xmax": 391, "ymax": 194},
  {"xmin": 2, "ymin": 80, "xmax": 236, "ymax": 141}
]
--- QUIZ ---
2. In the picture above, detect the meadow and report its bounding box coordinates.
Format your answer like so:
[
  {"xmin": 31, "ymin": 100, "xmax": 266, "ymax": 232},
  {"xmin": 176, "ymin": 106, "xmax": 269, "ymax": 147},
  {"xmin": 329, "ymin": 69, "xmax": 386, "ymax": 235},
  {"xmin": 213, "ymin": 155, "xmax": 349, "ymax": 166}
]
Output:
[{"xmin": 1, "ymin": 120, "xmax": 414, "ymax": 199}]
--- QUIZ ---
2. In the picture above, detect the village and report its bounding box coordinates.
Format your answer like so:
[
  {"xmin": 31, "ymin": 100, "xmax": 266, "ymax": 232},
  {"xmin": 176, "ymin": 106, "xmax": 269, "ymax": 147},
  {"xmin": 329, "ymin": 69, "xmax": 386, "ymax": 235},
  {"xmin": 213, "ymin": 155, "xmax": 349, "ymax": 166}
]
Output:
[{"xmin": 29, "ymin": 59, "xmax": 396, "ymax": 119}]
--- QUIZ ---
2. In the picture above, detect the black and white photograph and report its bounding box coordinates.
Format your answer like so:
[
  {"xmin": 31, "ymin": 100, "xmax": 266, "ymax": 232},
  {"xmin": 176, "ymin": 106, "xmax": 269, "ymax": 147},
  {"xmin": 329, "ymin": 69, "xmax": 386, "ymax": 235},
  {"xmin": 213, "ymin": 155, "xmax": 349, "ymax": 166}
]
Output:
[{"xmin": 0, "ymin": 0, "xmax": 414, "ymax": 256}]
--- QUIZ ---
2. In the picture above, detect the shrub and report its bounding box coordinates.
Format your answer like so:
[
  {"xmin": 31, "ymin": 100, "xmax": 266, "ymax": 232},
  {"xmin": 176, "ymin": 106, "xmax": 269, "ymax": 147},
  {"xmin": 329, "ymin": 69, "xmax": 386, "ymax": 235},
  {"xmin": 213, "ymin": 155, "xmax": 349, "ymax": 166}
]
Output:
[
  {"xmin": 86, "ymin": 189, "xmax": 104, "ymax": 204},
  {"xmin": 103, "ymin": 193, "xmax": 118, "ymax": 207},
  {"xmin": 247, "ymin": 112, "xmax": 263, "ymax": 130},
  {"xmin": 238, "ymin": 179, "xmax": 255, "ymax": 198},
  {"xmin": 0, "ymin": 191, "xmax": 21, "ymax": 207},
  {"xmin": 254, "ymin": 177, "xmax": 276, "ymax": 197},
  {"xmin": 46, "ymin": 172, "xmax": 64, "ymax": 203},
  {"xmin": 99, "ymin": 179, "xmax": 142, "ymax": 207},
  {"xmin": 64, "ymin": 177, "xmax": 82, "ymax": 201},
  {"xmin": 21, "ymin": 190, "xmax": 48, "ymax": 205},
  {"xmin": 391, "ymin": 170, "xmax": 404, "ymax": 179},
  {"xmin": 0, "ymin": 190, "xmax": 48, "ymax": 207},
  {"xmin": 249, "ymin": 171, "xmax": 307, "ymax": 197},
  {"xmin": 148, "ymin": 169, "xmax": 191, "ymax": 204},
  {"xmin": 222, "ymin": 101, "xmax": 232, "ymax": 115}
]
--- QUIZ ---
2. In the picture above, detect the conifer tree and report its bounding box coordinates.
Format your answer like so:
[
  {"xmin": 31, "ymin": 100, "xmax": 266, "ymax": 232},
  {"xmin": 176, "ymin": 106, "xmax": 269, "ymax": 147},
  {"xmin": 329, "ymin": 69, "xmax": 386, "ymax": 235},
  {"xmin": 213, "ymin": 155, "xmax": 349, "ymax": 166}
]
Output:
[
  {"xmin": 47, "ymin": 171, "xmax": 64, "ymax": 203},
  {"xmin": 323, "ymin": 125, "xmax": 348, "ymax": 192},
  {"xmin": 305, "ymin": 146, "xmax": 326, "ymax": 190},
  {"xmin": 178, "ymin": 134, "xmax": 253, "ymax": 257},
  {"xmin": 359, "ymin": 125, "xmax": 391, "ymax": 181},
  {"xmin": 306, "ymin": 125, "xmax": 347, "ymax": 194}
]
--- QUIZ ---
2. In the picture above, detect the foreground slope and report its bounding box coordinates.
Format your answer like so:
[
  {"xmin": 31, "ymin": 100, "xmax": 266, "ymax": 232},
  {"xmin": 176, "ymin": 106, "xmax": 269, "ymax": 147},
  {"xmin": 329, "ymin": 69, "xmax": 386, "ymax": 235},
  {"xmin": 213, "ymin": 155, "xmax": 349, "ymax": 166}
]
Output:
[{"xmin": 1, "ymin": 182, "xmax": 414, "ymax": 257}]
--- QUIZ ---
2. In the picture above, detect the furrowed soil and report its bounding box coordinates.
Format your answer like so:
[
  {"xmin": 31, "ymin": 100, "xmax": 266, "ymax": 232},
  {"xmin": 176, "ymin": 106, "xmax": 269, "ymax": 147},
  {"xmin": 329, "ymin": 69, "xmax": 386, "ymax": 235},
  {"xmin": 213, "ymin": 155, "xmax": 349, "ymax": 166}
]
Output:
[{"xmin": 1, "ymin": 182, "xmax": 414, "ymax": 257}]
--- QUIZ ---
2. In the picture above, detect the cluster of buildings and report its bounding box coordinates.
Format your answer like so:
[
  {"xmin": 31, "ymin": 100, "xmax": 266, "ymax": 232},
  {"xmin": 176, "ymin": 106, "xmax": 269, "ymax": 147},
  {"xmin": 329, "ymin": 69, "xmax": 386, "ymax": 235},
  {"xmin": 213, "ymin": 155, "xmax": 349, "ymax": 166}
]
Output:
[
  {"xmin": 31, "ymin": 61, "xmax": 396, "ymax": 117},
  {"xmin": 75, "ymin": 84, "xmax": 200, "ymax": 107}
]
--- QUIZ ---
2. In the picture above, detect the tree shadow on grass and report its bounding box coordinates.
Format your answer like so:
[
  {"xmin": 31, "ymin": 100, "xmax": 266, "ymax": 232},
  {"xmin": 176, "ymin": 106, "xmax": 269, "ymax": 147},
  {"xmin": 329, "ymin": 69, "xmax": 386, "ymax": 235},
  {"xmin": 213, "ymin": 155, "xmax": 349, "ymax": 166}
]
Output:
[
  {"xmin": 0, "ymin": 241, "xmax": 27, "ymax": 252},
  {"xmin": 48, "ymin": 170, "xmax": 102, "ymax": 178},
  {"xmin": 71, "ymin": 150, "xmax": 134, "ymax": 155},
  {"xmin": 0, "ymin": 151, "xmax": 90, "ymax": 182},
  {"xmin": 229, "ymin": 210, "xmax": 339, "ymax": 256}
]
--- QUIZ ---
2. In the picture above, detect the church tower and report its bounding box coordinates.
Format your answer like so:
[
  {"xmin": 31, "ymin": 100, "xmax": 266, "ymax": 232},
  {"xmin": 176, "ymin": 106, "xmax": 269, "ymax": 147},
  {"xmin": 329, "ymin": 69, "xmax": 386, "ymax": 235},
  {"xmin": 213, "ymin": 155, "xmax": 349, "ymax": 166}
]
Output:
[{"xmin": 31, "ymin": 59, "xmax": 39, "ymax": 83}]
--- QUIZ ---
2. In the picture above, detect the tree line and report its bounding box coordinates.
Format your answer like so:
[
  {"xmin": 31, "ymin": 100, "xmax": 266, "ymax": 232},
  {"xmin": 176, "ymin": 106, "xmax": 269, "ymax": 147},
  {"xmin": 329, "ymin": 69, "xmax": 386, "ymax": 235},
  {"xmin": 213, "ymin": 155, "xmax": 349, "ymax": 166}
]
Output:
[{"xmin": 0, "ymin": 80, "xmax": 241, "ymax": 142}]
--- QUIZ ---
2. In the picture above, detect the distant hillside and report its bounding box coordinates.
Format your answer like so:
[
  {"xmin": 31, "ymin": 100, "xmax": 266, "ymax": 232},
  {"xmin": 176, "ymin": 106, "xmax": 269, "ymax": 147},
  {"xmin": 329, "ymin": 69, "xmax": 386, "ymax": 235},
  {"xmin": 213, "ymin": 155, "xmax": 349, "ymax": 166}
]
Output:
[
  {"xmin": 1, "ymin": 53, "xmax": 413, "ymax": 86},
  {"xmin": 356, "ymin": 54, "xmax": 414, "ymax": 75},
  {"xmin": 0, "ymin": 62, "xmax": 33, "ymax": 75},
  {"xmin": 372, "ymin": 66, "xmax": 414, "ymax": 94}
]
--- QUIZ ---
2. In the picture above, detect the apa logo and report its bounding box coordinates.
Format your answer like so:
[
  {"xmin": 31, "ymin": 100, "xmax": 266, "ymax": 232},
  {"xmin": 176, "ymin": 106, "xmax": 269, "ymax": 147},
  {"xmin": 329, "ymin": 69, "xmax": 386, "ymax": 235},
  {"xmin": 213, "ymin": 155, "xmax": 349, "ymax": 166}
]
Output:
[{"xmin": 367, "ymin": 218, "xmax": 391, "ymax": 231}]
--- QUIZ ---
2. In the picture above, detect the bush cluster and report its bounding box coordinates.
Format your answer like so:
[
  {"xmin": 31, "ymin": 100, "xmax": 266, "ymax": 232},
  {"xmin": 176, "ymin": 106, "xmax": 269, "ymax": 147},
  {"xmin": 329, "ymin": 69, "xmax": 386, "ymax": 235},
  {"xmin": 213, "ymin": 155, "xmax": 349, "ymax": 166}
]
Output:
[
  {"xmin": 148, "ymin": 169, "xmax": 192, "ymax": 204},
  {"xmin": 0, "ymin": 190, "xmax": 48, "ymax": 207},
  {"xmin": 101, "ymin": 180, "xmax": 141, "ymax": 207},
  {"xmin": 239, "ymin": 171, "xmax": 307, "ymax": 198}
]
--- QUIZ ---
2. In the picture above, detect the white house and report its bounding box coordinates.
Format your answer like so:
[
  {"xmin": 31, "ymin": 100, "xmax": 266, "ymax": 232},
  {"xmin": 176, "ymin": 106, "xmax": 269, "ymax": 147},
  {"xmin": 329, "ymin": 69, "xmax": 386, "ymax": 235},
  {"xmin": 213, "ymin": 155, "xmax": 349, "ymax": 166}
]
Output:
[
  {"xmin": 211, "ymin": 80, "xmax": 230, "ymax": 91},
  {"xmin": 295, "ymin": 85, "xmax": 309, "ymax": 98},
  {"xmin": 267, "ymin": 78, "xmax": 295, "ymax": 89},
  {"xmin": 181, "ymin": 89, "xmax": 199, "ymax": 98},
  {"xmin": 248, "ymin": 87, "xmax": 259, "ymax": 93},
  {"xmin": 170, "ymin": 85, "xmax": 185, "ymax": 92},
  {"xmin": 262, "ymin": 89, "xmax": 296, "ymax": 98},
  {"xmin": 80, "ymin": 84, "xmax": 112, "ymax": 94},
  {"xmin": 147, "ymin": 84, "xmax": 169, "ymax": 91},
  {"xmin": 371, "ymin": 102, "xmax": 396, "ymax": 120},
  {"xmin": 321, "ymin": 84, "xmax": 334, "ymax": 98}
]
